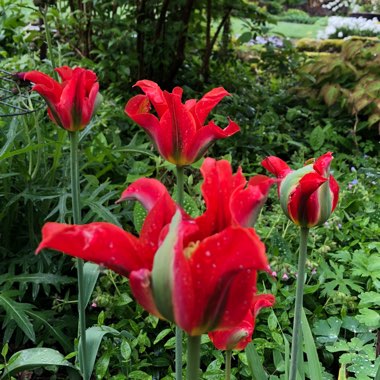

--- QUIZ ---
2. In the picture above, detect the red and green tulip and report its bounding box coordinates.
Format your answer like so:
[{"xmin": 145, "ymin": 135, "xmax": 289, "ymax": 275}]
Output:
[
  {"xmin": 37, "ymin": 158, "xmax": 273, "ymax": 336},
  {"xmin": 208, "ymin": 294, "xmax": 275, "ymax": 350},
  {"xmin": 262, "ymin": 152, "xmax": 339, "ymax": 228},
  {"xmin": 22, "ymin": 66, "xmax": 102, "ymax": 131},
  {"xmin": 125, "ymin": 80, "xmax": 240, "ymax": 166}
]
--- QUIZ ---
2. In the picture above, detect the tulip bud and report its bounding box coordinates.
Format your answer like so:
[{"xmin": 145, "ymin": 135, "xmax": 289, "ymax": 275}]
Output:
[{"xmin": 262, "ymin": 152, "xmax": 339, "ymax": 228}]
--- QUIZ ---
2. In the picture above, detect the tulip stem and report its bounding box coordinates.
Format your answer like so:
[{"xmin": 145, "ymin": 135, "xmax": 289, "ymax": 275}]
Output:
[
  {"xmin": 187, "ymin": 335, "xmax": 201, "ymax": 380},
  {"xmin": 70, "ymin": 131, "xmax": 88, "ymax": 380},
  {"xmin": 289, "ymin": 226, "xmax": 309, "ymax": 380},
  {"xmin": 225, "ymin": 350, "xmax": 232, "ymax": 380},
  {"xmin": 175, "ymin": 165, "xmax": 185, "ymax": 380}
]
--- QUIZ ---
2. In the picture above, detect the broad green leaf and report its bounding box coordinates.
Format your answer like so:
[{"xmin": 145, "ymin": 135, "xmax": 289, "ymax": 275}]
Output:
[
  {"xmin": 0, "ymin": 294, "xmax": 35, "ymax": 342},
  {"xmin": 128, "ymin": 371, "xmax": 152, "ymax": 380},
  {"xmin": 301, "ymin": 309, "xmax": 323, "ymax": 380},
  {"xmin": 356, "ymin": 308, "xmax": 380, "ymax": 328},
  {"xmin": 83, "ymin": 262, "xmax": 100, "ymax": 308},
  {"xmin": 237, "ymin": 32, "xmax": 252, "ymax": 44},
  {"xmin": 78, "ymin": 325, "xmax": 120, "ymax": 380},
  {"xmin": 153, "ymin": 328, "xmax": 172, "ymax": 345},
  {"xmin": 309, "ymin": 126, "xmax": 325, "ymax": 151},
  {"xmin": 313, "ymin": 317, "xmax": 342, "ymax": 344},
  {"xmin": 0, "ymin": 348, "xmax": 76, "ymax": 379},
  {"xmin": 246, "ymin": 342, "xmax": 268, "ymax": 380}
]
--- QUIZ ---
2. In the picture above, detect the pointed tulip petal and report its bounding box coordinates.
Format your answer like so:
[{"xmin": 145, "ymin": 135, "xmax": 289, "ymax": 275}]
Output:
[
  {"xmin": 55, "ymin": 66, "xmax": 73, "ymax": 82},
  {"xmin": 230, "ymin": 175, "xmax": 274, "ymax": 227},
  {"xmin": 252, "ymin": 294, "xmax": 276, "ymax": 316},
  {"xmin": 179, "ymin": 227, "xmax": 267, "ymax": 335},
  {"xmin": 23, "ymin": 71, "xmax": 62, "ymax": 104},
  {"xmin": 125, "ymin": 95, "xmax": 161, "ymax": 141},
  {"xmin": 184, "ymin": 119, "xmax": 240, "ymax": 164},
  {"xmin": 313, "ymin": 152, "xmax": 333, "ymax": 177},
  {"xmin": 36, "ymin": 222, "xmax": 142, "ymax": 276},
  {"xmin": 195, "ymin": 158, "xmax": 246, "ymax": 238},
  {"xmin": 329, "ymin": 175, "xmax": 339, "ymax": 212},
  {"xmin": 193, "ymin": 87, "xmax": 230, "ymax": 126},
  {"xmin": 262, "ymin": 156, "xmax": 292, "ymax": 178},
  {"xmin": 118, "ymin": 178, "xmax": 171, "ymax": 212},
  {"xmin": 134, "ymin": 80, "xmax": 167, "ymax": 117},
  {"xmin": 129, "ymin": 269, "xmax": 163, "ymax": 318}
]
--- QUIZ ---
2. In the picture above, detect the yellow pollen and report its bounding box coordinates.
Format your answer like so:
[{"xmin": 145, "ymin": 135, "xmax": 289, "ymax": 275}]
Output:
[{"xmin": 184, "ymin": 241, "xmax": 200, "ymax": 259}]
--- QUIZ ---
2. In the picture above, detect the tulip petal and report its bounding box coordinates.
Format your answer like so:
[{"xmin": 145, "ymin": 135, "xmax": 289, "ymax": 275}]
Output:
[
  {"xmin": 184, "ymin": 119, "xmax": 240, "ymax": 164},
  {"xmin": 313, "ymin": 152, "xmax": 333, "ymax": 177},
  {"xmin": 129, "ymin": 269, "xmax": 163, "ymax": 318},
  {"xmin": 177, "ymin": 226, "xmax": 267, "ymax": 335},
  {"xmin": 124, "ymin": 95, "xmax": 161, "ymax": 141},
  {"xmin": 23, "ymin": 71, "xmax": 62, "ymax": 104},
  {"xmin": 288, "ymin": 172, "xmax": 327, "ymax": 226},
  {"xmin": 195, "ymin": 158, "xmax": 246, "ymax": 238},
  {"xmin": 161, "ymin": 91, "xmax": 197, "ymax": 165},
  {"xmin": 193, "ymin": 87, "xmax": 230, "ymax": 126},
  {"xmin": 134, "ymin": 80, "xmax": 167, "ymax": 117},
  {"xmin": 209, "ymin": 293, "xmax": 275, "ymax": 350},
  {"xmin": 118, "ymin": 178, "xmax": 171, "ymax": 212},
  {"xmin": 262, "ymin": 156, "xmax": 292, "ymax": 178},
  {"xmin": 329, "ymin": 175, "xmax": 339, "ymax": 212},
  {"xmin": 55, "ymin": 66, "xmax": 73, "ymax": 82},
  {"xmin": 208, "ymin": 312, "xmax": 253, "ymax": 350},
  {"xmin": 230, "ymin": 175, "xmax": 274, "ymax": 227},
  {"xmin": 36, "ymin": 222, "xmax": 142, "ymax": 276}
]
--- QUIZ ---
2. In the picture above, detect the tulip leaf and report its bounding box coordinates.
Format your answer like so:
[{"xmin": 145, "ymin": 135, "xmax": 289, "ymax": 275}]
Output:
[
  {"xmin": 83, "ymin": 262, "xmax": 100, "ymax": 308},
  {"xmin": 301, "ymin": 309, "xmax": 323, "ymax": 380},
  {"xmin": 78, "ymin": 325, "xmax": 120, "ymax": 380},
  {"xmin": 246, "ymin": 342, "xmax": 268, "ymax": 380},
  {"xmin": 0, "ymin": 348, "xmax": 76, "ymax": 379}
]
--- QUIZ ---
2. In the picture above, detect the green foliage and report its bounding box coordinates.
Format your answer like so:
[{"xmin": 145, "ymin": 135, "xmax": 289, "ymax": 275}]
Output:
[{"xmin": 277, "ymin": 9, "xmax": 318, "ymax": 25}]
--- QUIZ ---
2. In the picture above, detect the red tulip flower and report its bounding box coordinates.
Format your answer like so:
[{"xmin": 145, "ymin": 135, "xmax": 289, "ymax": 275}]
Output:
[
  {"xmin": 22, "ymin": 66, "xmax": 101, "ymax": 131},
  {"xmin": 262, "ymin": 152, "xmax": 339, "ymax": 228},
  {"xmin": 37, "ymin": 158, "xmax": 273, "ymax": 336},
  {"xmin": 125, "ymin": 80, "xmax": 240, "ymax": 166},
  {"xmin": 208, "ymin": 294, "xmax": 275, "ymax": 350}
]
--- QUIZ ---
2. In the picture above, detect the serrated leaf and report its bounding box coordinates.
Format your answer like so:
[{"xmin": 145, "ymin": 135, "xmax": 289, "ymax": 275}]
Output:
[
  {"xmin": 356, "ymin": 309, "xmax": 380, "ymax": 328},
  {"xmin": 0, "ymin": 348, "xmax": 76, "ymax": 379},
  {"xmin": 313, "ymin": 317, "xmax": 342, "ymax": 344},
  {"xmin": 0, "ymin": 294, "xmax": 35, "ymax": 342}
]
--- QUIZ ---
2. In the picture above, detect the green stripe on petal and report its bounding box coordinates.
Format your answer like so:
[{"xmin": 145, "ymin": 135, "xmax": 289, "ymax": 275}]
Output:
[
  {"xmin": 279, "ymin": 165, "xmax": 314, "ymax": 218},
  {"xmin": 151, "ymin": 210, "xmax": 182, "ymax": 322}
]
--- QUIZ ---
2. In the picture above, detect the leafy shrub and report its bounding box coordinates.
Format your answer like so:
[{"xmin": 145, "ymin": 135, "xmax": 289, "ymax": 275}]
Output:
[{"xmin": 277, "ymin": 9, "xmax": 317, "ymax": 24}]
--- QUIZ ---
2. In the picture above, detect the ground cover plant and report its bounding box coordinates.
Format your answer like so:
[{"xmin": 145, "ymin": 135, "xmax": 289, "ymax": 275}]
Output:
[{"xmin": 0, "ymin": 1, "xmax": 379, "ymax": 379}]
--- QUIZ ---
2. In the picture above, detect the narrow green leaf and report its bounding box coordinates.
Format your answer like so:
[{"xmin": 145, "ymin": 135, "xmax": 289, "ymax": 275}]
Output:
[
  {"xmin": 26, "ymin": 311, "xmax": 72, "ymax": 353},
  {"xmin": 0, "ymin": 348, "xmax": 76, "ymax": 379},
  {"xmin": 78, "ymin": 325, "xmax": 120, "ymax": 380},
  {"xmin": 0, "ymin": 294, "xmax": 35, "ymax": 342},
  {"xmin": 245, "ymin": 342, "xmax": 268, "ymax": 380},
  {"xmin": 338, "ymin": 364, "xmax": 347, "ymax": 380},
  {"xmin": 301, "ymin": 309, "xmax": 323, "ymax": 380},
  {"xmin": 83, "ymin": 263, "xmax": 100, "ymax": 308},
  {"xmin": 0, "ymin": 273, "xmax": 76, "ymax": 286},
  {"xmin": 284, "ymin": 334, "xmax": 290, "ymax": 380}
]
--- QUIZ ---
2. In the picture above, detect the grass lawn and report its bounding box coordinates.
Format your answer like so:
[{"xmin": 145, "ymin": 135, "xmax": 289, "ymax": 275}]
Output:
[
  {"xmin": 268, "ymin": 18, "xmax": 327, "ymax": 39},
  {"xmin": 232, "ymin": 17, "xmax": 328, "ymax": 40}
]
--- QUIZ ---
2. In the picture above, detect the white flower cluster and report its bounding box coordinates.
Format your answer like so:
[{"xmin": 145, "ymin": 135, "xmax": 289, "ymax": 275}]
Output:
[
  {"xmin": 320, "ymin": 0, "xmax": 358, "ymax": 12},
  {"xmin": 317, "ymin": 16, "xmax": 380, "ymax": 39}
]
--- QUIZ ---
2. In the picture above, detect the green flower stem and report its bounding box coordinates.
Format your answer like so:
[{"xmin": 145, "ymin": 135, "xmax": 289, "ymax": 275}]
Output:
[
  {"xmin": 70, "ymin": 131, "xmax": 88, "ymax": 380},
  {"xmin": 225, "ymin": 350, "xmax": 232, "ymax": 380},
  {"xmin": 175, "ymin": 165, "xmax": 185, "ymax": 380},
  {"xmin": 187, "ymin": 335, "xmax": 201, "ymax": 380},
  {"xmin": 289, "ymin": 226, "xmax": 309, "ymax": 380}
]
